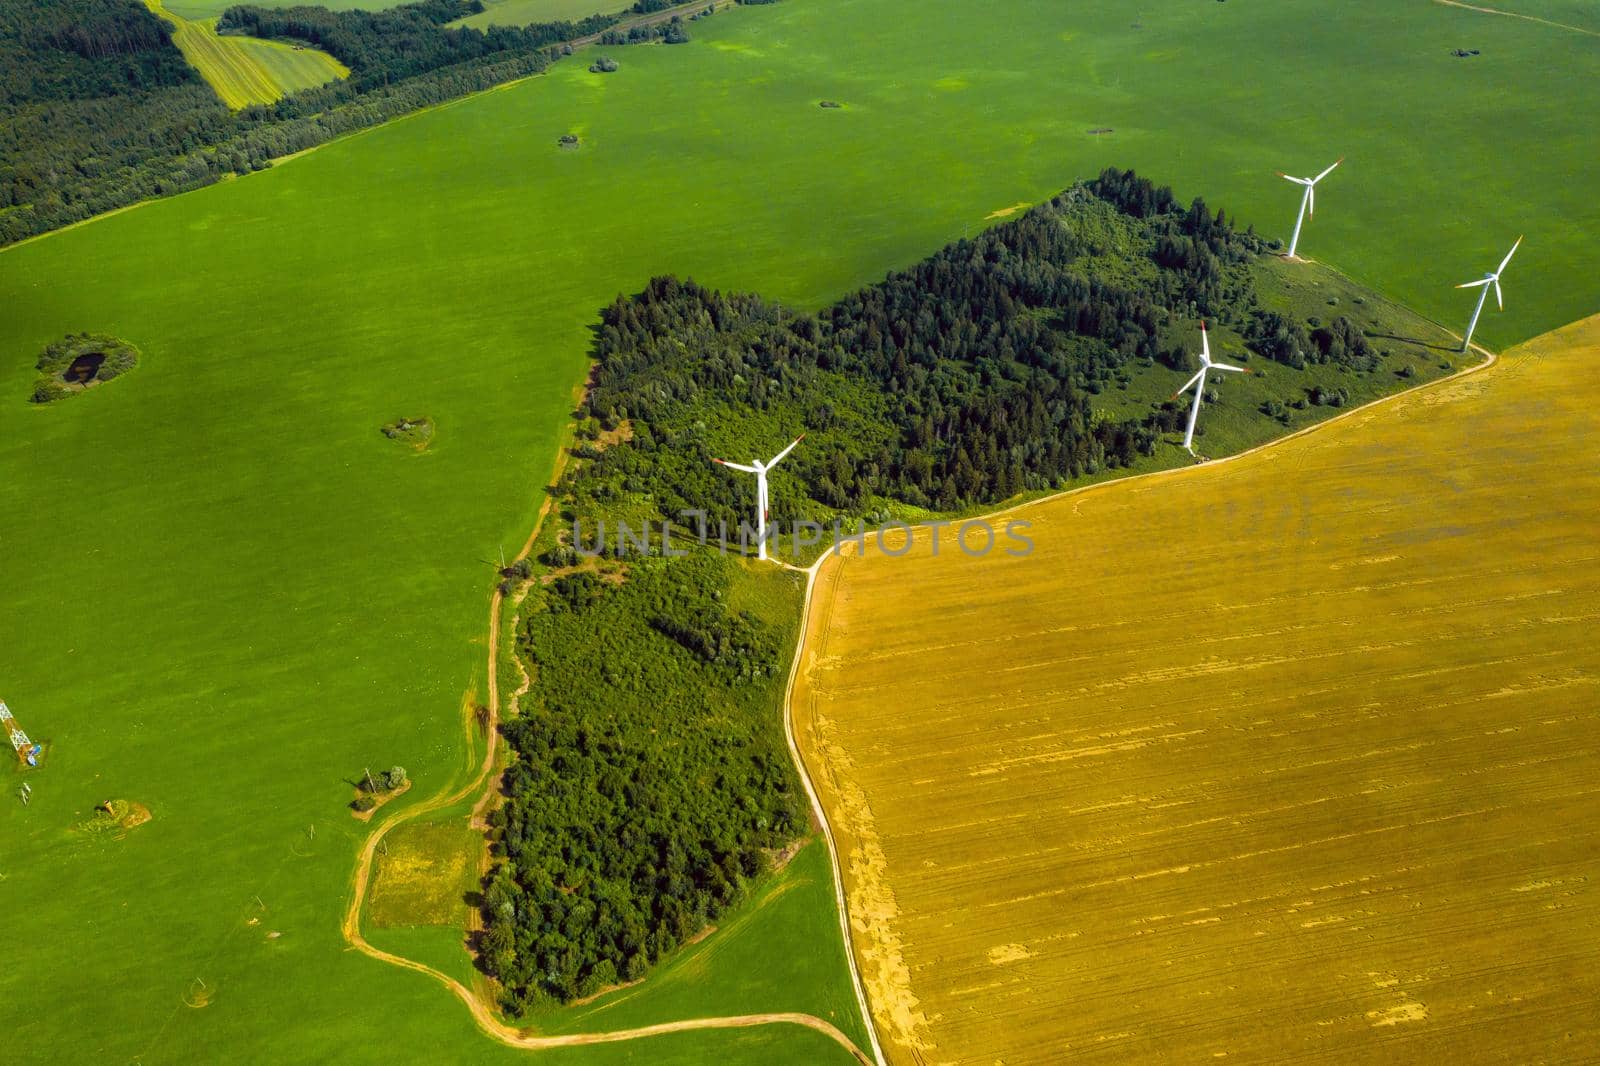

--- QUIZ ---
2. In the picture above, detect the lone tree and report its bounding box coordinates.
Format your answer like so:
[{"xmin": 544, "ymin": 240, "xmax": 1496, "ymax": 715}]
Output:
[{"xmin": 385, "ymin": 766, "xmax": 408, "ymax": 790}]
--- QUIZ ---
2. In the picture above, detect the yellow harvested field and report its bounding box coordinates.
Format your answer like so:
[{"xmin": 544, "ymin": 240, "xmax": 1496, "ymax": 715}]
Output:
[
  {"xmin": 793, "ymin": 316, "xmax": 1600, "ymax": 1063},
  {"xmin": 146, "ymin": 1, "xmax": 349, "ymax": 110}
]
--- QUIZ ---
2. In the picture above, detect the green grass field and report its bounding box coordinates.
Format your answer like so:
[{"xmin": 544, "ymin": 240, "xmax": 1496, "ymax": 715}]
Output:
[
  {"xmin": 147, "ymin": 0, "xmax": 350, "ymax": 108},
  {"xmin": 2, "ymin": 0, "xmax": 1598, "ymax": 1062},
  {"xmin": 456, "ymin": 0, "xmax": 626, "ymax": 29}
]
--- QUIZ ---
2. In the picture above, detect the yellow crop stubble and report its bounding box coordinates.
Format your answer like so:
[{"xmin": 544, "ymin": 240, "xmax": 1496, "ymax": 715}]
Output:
[
  {"xmin": 146, "ymin": 1, "xmax": 349, "ymax": 110},
  {"xmin": 794, "ymin": 316, "xmax": 1600, "ymax": 1063}
]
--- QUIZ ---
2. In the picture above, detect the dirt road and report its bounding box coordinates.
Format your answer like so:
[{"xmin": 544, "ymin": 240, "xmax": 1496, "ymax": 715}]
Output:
[
  {"xmin": 1433, "ymin": 0, "xmax": 1600, "ymax": 38},
  {"xmin": 571, "ymin": 0, "xmax": 733, "ymax": 49}
]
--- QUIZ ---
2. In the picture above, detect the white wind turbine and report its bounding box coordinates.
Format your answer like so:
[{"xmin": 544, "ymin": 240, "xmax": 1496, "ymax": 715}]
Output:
[
  {"xmin": 1278, "ymin": 157, "xmax": 1343, "ymax": 259},
  {"xmin": 1456, "ymin": 236, "xmax": 1522, "ymax": 354},
  {"xmin": 712, "ymin": 434, "xmax": 804, "ymax": 561},
  {"xmin": 1173, "ymin": 322, "xmax": 1247, "ymax": 455}
]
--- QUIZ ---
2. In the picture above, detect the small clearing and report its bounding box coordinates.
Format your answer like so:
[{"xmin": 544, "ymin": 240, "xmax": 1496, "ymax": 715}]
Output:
[{"xmin": 366, "ymin": 819, "xmax": 477, "ymax": 927}]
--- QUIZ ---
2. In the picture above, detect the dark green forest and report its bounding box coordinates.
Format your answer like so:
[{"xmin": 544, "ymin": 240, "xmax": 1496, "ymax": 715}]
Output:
[
  {"xmin": 568, "ymin": 168, "xmax": 1380, "ymax": 528},
  {"xmin": 481, "ymin": 552, "xmax": 803, "ymax": 1003},
  {"xmin": 479, "ymin": 171, "xmax": 1425, "ymax": 1012},
  {"xmin": 0, "ymin": 0, "xmax": 694, "ymax": 245}
]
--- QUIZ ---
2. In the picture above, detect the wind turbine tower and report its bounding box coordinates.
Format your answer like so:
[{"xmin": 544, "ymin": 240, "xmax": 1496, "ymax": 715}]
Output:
[
  {"xmin": 1456, "ymin": 237, "xmax": 1522, "ymax": 354},
  {"xmin": 1278, "ymin": 157, "xmax": 1343, "ymax": 259},
  {"xmin": 1173, "ymin": 322, "xmax": 1248, "ymax": 455},
  {"xmin": 712, "ymin": 435, "xmax": 804, "ymax": 561}
]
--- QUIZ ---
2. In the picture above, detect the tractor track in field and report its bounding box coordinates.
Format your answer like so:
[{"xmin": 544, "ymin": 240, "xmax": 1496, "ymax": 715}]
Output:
[
  {"xmin": 1433, "ymin": 0, "xmax": 1600, "ymax": 38},
  {"xmin": 340, "ymin": 418, "xmax": 876, "ymax": 1063}
]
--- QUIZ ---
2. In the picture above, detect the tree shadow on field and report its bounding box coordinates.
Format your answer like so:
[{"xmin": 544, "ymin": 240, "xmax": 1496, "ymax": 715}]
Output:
[{"xmin": 1369, "ymin": 331, "xmax": 1459, "ymax": 353}]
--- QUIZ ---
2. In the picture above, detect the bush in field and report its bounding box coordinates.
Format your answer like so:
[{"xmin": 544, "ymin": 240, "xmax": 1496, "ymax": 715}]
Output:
[{"xmin": 1260, "ymin": 399, "xmax": 1292, "ymax": 425}]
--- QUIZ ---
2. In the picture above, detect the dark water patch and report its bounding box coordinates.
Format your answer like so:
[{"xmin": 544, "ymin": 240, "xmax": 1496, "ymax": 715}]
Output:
[
  {"xmin": 30, "ymin": 332, "xmax": 139, "ymax": 403},
  {"xmin": 66, "ymin": 352, "xmax": 105, "ymax": 383}
]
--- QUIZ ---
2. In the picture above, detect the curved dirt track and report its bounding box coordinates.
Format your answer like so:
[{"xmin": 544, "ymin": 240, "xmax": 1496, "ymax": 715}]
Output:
[{"xmin": 1433, "ymin": 0, "xmax": 1600, "ymax": 38}]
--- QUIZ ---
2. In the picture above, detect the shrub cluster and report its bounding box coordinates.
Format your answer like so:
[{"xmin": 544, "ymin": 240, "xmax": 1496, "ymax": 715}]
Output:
[{"xmin": 30, "ymin": 332, "xmax": 140, "ymax": 403}]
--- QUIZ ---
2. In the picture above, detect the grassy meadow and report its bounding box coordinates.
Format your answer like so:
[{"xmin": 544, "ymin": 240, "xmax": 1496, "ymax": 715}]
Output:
[
  {"xmin": 792, "ymin": 315, "xmax": 1600, "ymax": 1062},
  {"xmin": 148, "ymin": 0, "xmax": 351, "ymax": 108},
  {"xmin": 456, "ymin": 0, "xmax": 626, "ymax": 29},
  {"xmin": 2, "ymin": 0, "xmax": 1598, "ymax": 1061}
]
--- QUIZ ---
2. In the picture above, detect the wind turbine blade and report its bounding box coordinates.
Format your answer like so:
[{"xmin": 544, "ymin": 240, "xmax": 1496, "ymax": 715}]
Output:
[
  {"xmin": 1498, "ymin": 235, "xmax": 1522, "ymax": 274},
  {"xmin": 1456, "ymin": 278, "xmax": 1493, "ymax": 289},
  {"xmin": 1495, "ymin": 278, "xmax": 1504, "ymax": 310},
  {"xmin": 1200, "ymin": 320, "xmax": 1211, "ymax": 363},
  {"xmin": 1307, "ymin": 183, "xmax": 1315, "ymax": 217},
  {"xmin": 1211, "ymin": 361, "xmax": 1248, "ymax": 373},
  {"xmin": 1171, "ymin": 369, "xmax": 1206, "ymax": 400},
  {"xmin": 768, "ymin": 433, "xmax": 806, "ymax": 467},
  {"xmin": 714, "ymin": 459, "xmax": 759, "ymax": 473},
  {"xmin": 1314, "ymin": 157, "xmax": 1343, "ymax": 182}
]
